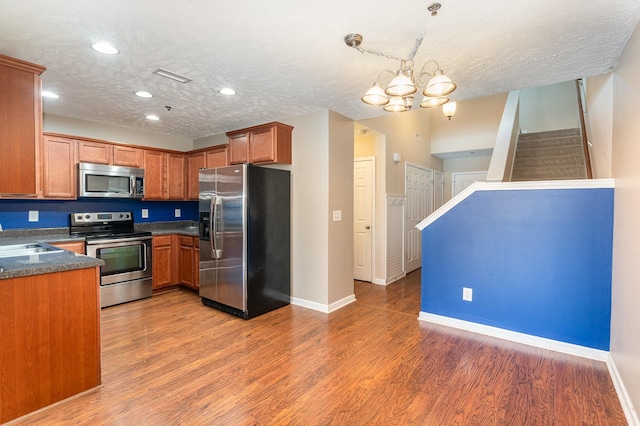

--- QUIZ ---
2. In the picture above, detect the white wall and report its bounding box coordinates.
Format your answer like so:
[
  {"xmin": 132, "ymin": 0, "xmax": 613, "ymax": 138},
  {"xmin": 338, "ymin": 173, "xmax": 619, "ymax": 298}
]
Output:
[
  {"xmin": 360, "ymin": 108, "xmax": 441, "ymax": 195},
  {"xmin": 43, "ymin": 113, "xmax": 192, "ymax": 151},
  {"xmin": 443, "ymin": 154, "xmax": 492, "ymax": 202},
  {"xmin": 193, "ymin": 132, "xmax": 227, "ymax": 149},
  {"xmin": 585, "ymin": 74, "xmax": 614, "ymax": 179},
  {"xmin": 286, "ymin": 110, "xmax": 331, "ymax": 305},
  {"xmin": 519, "ymin": 80, "xmax": 581, "ymax": 133},
  {"xmin": 610, "ymin": 20, "xmax": 640, "ymax": 423},
  {"xmin": 430, "ymin": 94, "xmax": 507, "ymax": 157},
  {"xmin": 328, "ymin": 111, "xmax": 355, "ymax": 303}
]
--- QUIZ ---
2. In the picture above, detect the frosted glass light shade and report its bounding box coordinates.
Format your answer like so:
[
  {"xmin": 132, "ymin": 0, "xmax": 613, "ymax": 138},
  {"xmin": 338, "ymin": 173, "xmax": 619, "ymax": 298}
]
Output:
[
  {"xmin": 442, "ymin": 101, "xmax": 457, "ymax": 119},
  {"xmin": 420, "ymin": 96, "xmax": 448, "ymax": 108},
  {"xmin": 383, "ymin": 96, "xmax": 408, "ymax": 112},
  {"xmin": 361, "ymin": 82, "xmax": 389, "ymax": 106},
  {"xmin": 424, "ymin": 69, "xmax": 456, "ymax": 97},
  {"xmin": 385, "ymin": 71, "xmax": 417, "ymax": 97}
]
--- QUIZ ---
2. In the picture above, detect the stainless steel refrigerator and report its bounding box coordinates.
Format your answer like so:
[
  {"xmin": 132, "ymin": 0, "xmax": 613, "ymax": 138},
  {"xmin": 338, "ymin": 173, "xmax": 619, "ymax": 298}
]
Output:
[{"xmin": 198, "ymin": 164, "xmax": 290, "ymax": 319}]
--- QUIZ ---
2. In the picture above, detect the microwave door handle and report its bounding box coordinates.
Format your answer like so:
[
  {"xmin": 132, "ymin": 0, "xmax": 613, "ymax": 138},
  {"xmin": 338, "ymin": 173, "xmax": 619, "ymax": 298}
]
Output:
[{"xmin": 130, "ymin": 175, "xmax": 135, "ymax": 196}]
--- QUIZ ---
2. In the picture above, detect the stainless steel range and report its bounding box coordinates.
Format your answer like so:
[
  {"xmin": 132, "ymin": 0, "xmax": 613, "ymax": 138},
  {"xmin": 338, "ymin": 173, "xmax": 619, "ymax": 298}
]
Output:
[{"xmin": 71, "ymin": 211, "xmax": 152, "ymax": 308}]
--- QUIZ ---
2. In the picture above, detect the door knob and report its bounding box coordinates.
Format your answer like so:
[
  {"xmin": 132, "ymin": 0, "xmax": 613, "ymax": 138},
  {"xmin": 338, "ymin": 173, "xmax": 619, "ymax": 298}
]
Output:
[{"xmin": 365, "ymin": 225, "xmax": 371, "ymax": 229}]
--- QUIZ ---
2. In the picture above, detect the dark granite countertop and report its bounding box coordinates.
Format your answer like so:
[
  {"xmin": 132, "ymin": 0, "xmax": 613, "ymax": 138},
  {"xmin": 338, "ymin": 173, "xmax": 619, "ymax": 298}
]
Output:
[
  {"xmin": 0, "ymin": 245, "xmax": 103, "ymax": 280},
  {"xmin": 0, "ymin": 221, "xmax": 199, "ymax": 280},
  {"xmin": 136, "ymin": 220, "xmax": 199, "ymax": 237}
]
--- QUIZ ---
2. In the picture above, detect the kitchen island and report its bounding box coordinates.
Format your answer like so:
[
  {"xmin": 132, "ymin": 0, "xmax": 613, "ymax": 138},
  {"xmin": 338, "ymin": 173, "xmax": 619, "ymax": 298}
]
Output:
[{"xmin": 0, "ymin": 247, "xmax": 103, "ymax": 423}]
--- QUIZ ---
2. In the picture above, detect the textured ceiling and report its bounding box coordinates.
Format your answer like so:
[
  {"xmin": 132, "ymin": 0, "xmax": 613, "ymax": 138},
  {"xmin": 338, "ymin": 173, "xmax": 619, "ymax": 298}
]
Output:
[{"xmin": 1, "ymin": 0, "xmax": 639, "ymax": 140}]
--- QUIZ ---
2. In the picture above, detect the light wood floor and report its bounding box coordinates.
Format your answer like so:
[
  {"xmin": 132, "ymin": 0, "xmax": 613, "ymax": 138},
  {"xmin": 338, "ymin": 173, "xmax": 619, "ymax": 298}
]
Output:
[{"xmin": 9, "ymin": 270, "xmax": 626, "ymax": 425}]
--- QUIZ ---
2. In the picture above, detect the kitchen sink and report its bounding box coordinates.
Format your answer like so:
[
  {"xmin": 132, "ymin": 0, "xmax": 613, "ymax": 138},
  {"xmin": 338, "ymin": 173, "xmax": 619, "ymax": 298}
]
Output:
[{"xmin": 0, "ymin": 243, "xmax": 64, "ymax": 258}]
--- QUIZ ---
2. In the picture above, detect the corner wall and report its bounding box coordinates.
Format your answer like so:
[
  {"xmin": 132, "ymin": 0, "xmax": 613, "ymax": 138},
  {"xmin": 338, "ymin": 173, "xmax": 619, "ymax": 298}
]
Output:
[
  {"xmin": 421, "ymin": 187, "xmax": 614, "ymax": 350},
  {"xmin": 610, "ymin": 19, "xmax": 640, "ymax": 421}
]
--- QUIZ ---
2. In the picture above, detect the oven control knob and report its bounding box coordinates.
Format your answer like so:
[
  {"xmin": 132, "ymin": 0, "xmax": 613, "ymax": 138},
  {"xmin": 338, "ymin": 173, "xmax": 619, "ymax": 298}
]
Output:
[
  {"xmin": 85, "ymin": 214, "xmax": 90, "ymax": 219},
  {"xmin": 76, "ymin": 215, "xmax": 83, "ymax": 220}
]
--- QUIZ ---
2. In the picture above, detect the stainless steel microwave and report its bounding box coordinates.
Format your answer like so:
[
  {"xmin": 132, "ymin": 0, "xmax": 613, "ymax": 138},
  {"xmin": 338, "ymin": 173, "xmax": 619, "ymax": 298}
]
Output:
[{"xmin": 78, "ymin": 162, "xmax": 144, "ymax": 198}]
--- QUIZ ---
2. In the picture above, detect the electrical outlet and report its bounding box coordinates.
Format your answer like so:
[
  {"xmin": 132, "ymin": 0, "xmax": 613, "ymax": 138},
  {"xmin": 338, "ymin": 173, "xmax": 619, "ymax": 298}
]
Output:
[
  {"xmin": 174, "ymin": 208, "xmax": 181, "ymax": 218},
  {"xmin": 462, "ymin": 287, "xmax": 473, "ymax": 302},
  {"xmin": 141, "ymin": 209, "xmax": 149, "ymax": 219},
  {"xmin": 332, "ymin": 210, "xmax": 342, "ymax": 222},
  {"xmin": 28, "ymin": 210, "xmax": 39, "ymax": 222}
]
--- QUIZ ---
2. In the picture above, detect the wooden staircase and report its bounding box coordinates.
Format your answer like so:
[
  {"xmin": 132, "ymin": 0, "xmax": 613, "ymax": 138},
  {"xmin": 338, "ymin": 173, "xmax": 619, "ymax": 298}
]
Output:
[{"xmin": 511, "ymin": 128, "xmax": 587, "ymax": 181}]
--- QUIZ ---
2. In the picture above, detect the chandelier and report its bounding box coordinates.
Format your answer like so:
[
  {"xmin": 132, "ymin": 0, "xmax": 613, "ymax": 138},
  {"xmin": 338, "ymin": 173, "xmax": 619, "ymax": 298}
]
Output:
[{"xmin": 344, "ymin": 32, "xmax": 457, "ymax": 116}]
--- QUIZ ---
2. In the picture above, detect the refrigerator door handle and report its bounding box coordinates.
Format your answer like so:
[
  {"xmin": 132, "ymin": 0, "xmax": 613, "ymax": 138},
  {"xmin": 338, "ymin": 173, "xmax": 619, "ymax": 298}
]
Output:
[{"xmin": 210, "ymin": 195, "xmax": 217, "ymax": 259}]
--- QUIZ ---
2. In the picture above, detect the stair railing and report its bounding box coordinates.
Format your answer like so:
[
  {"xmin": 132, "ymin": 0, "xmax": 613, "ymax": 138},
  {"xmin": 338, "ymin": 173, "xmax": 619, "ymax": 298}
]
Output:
[{"xmin": 576, "ymin": 79, "xmax": 594, "ymax": 179}]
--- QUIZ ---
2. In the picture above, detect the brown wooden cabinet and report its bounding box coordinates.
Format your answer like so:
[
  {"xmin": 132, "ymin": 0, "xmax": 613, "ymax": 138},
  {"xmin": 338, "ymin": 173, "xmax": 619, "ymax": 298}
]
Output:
[
  {"xmin": 41, "ymin": 134, "xmax": 77, "ymax": 199},
  {"xmin": 113, "ymin": 145, "xmax": 143, "ymax": 167},
  {"xmin": 143, "ymin": 150, "xmax": 186, "ymax": 200},
  {"xmin": 143, "ymin": 150, "xmax": 165, "ymax": 200},
  {"xmin": 152, "ymin": 235, "xmax": 178, "ymax": 289},
  {"xmin": 0, "ymin": 54, "xmax": 45, "ymax": 197},
  {"xmin": 228, "ymin": 132, "xmax": 250, "ymax": 165},
  {"xmin": 186, "ymin": 145, "xmax": 228, "ymax": 200},
  {"xmin": 49, "ymin": 240, "xmax": 85, "ymax": 254},
  {"xmin": 226, "ymin": 122, "xmax": 293, "ymax": 165},
  {"xmin": 179, "ymin": 236, "xmax": 199, "ymax": 290},
  {"xmin": 166, "ymin": 153, "xmax": 186, "ymax": 200},
  {"xmin": 77, "ymin": 140, "xmax": 113, "ymax": 164},
  {"xmin": 0, "ymin": 267, "xmax": 101, "ymax": 424}
]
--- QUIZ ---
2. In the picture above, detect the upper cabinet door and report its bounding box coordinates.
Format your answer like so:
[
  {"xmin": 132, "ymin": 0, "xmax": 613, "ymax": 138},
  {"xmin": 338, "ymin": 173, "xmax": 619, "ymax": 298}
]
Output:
[
  {"xmin": 204, "ymin": 146, "xmax": 228, "ymax": 168},
  {"xmin": 77, "ymin": 140, "xmax": 112, "ymax": 164},
  {"xmin": 226, "ymin": 122, "xmax": 293, "ymax": 165},
  {"xmin": 166, "ymin": 153, "xmax": 186, "ymax": 200},
  {"xmin": 113, "ymin": 145, "xmax": 143, "ymax": 168},
  {"xmin": 0, "ymin": 55, "xmax": 45, "ymax": 196},
  {"xmin": 228, "ymin": 133, "xmax": 249, "ymax": 165},
  {"xmin": 42, "ymin": 135, "xmax": 77, "ymax": 199},
  {"xmin": 143, "ymin": 150, "xmax": 165, "ymax": 200}
]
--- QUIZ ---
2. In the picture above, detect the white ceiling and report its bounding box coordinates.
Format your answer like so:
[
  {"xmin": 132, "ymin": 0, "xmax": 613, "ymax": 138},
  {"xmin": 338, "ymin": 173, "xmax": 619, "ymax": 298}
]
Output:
[{"xmin": 1, "ymin": 0, "xmax": 639, "ymax": 141}]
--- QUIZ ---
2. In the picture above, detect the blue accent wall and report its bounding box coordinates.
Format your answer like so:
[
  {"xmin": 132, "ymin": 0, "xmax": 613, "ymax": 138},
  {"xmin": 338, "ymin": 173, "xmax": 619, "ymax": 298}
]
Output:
[
  {"xmin": 0, "ymin": 199, "xmax": 198, "ymax": 229},
  {"xmin": 421, "ymin": 188, "xmax": 613, "ymax": 350}
]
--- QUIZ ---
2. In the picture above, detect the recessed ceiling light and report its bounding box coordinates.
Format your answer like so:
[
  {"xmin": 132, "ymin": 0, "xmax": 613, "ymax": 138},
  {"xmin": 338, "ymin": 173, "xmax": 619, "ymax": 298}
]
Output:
[
  {"xmin": 42, "ymin": 91, "xmax": 59, "ymax": 99},
  {"xmin": 135, "ymin": 91, "xmax": 153, "ymax": 98},
  {"xmin": 146, "ymin": 114, "xmax": 160, "ymax": 121},
  {"xmin": 91, "ymin": 41, "xmax": 119, "ymax": 55},
  {"xmin": 219, "ymin": 88, "xmax": 236, "ymax": 96}
]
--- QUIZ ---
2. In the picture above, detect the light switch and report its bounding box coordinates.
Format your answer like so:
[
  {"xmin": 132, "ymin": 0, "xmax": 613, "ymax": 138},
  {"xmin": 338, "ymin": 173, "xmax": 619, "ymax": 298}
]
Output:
[
  {"xmin": 174, "ymin": 208, "xmax": 181, "ymax": 218},
  {"xmin": 141, "ymin": 209, "xmax": 149, "ymax": 219},
  {"xmin": 28, "ymin": 210, "xmax": 39, "ymax": 222},
  {"xmin": 332, "ymin": 210, "xmax": 342, "ymax": 222}
]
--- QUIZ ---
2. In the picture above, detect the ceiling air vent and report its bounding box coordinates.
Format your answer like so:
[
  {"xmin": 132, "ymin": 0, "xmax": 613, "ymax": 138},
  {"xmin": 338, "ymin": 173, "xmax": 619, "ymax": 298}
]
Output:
[{"xmin": 152, "ymin": 68, "xmax": 193, "ymax": 84}]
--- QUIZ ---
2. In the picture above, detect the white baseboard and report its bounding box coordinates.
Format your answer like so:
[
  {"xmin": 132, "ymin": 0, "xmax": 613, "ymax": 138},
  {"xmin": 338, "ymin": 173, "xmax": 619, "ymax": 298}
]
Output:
[
  {"xmin": 372, "ymin": 278, "xmax": 387, "ymax": 286},
  {"xmin": 291, "ymin": 294, "xmax": 356, "ymax": 314},
  {"xmin": 418, "ymin": 312, "xmax": 608, "ymax": 361},
  {"xmin": 606, "ymin": 354, "xmax": 640, "ymax": 426}
]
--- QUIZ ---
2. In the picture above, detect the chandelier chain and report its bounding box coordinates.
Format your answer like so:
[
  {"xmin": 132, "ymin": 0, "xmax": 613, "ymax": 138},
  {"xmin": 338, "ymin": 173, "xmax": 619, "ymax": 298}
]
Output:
[
  {"xmin": 352, "ymin": 34, "xmax": 425, "ymax": 63},
  {"xmin": 353, "ymin": 45, "xmax": 404, "ymax": 62}
]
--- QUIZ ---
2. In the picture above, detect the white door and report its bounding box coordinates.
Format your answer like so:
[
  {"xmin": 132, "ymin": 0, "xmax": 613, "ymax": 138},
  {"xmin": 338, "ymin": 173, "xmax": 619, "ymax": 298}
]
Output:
[
  {"xmin": 452, "ymin": 171, "xmax": 488, "ymax": 197},
  {"xmin": 354, "ymin": 158, "xmax": 374, "ymax": 281},
  {"xmin": 405, "ymin": 163, "xmax": 433, "ymax": 273},
  {"xmin": 433, "ymin": 171, "xmax": 444, "ymax": 211}
]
